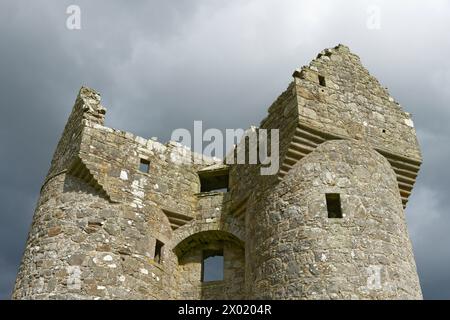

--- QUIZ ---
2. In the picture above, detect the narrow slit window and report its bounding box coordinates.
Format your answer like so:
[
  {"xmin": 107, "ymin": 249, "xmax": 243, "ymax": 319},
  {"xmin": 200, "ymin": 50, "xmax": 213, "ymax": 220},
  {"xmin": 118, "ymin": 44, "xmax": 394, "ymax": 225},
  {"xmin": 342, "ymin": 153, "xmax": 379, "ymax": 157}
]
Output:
[
  {"xmin": 318, "ymin": 75, "xmax": 326, "ymax": 87},
  {"xmin": 326, "ymin": 193, "xmax": 342, "ymax": 218},
  {"xmin": 139, "ymin": 158, "xmax": 150, "ymax": 173},
  {"xmin": 154, "ymin": 239, "xmax": 164, "ymax": 264},
  {"xmin": 201, "ymin": 249, "xmax": 224, "ymax": 282}
]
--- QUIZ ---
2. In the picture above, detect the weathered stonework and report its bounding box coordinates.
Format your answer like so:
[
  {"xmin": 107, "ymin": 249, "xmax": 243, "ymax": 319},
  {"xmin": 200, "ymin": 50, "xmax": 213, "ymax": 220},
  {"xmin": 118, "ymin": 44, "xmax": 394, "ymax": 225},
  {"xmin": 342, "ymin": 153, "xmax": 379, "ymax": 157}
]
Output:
[{"xmin": 13, "ymin": 45, "xmax": 422, "ymax": 300}]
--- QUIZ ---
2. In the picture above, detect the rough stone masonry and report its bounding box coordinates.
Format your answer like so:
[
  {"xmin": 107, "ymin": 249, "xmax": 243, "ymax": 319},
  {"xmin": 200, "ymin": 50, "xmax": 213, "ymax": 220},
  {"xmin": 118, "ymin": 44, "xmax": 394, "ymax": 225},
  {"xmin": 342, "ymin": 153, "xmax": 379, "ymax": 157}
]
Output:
[{"xmin": 12, "ymin": 44, "xmax": 423, "ymax": 299}]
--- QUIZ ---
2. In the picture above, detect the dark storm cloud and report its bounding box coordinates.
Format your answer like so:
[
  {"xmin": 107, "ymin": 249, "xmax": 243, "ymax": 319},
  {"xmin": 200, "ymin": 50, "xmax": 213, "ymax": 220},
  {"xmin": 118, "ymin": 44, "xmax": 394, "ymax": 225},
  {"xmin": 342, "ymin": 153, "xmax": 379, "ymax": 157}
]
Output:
[{"xmin": 1, "ymin": 0, "xmax": 449, "ymax": 299}]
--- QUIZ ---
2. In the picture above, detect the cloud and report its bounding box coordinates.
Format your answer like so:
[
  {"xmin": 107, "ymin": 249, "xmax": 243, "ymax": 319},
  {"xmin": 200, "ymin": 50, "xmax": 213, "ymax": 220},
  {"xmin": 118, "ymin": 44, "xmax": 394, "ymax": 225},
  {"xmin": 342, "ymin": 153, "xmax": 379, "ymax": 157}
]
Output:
[
  {"xmin": 406, "ymin": 185, "xmax": 450, "ymax": 299},
  {"xmin": 0, "ymin": 0, "xmax": 449, "ymax": 299}
]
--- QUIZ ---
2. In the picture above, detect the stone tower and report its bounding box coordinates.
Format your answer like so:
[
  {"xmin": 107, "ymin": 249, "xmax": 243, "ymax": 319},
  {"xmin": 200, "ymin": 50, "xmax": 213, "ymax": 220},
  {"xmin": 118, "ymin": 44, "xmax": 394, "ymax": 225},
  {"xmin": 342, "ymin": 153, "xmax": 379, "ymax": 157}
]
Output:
[{"xmin": 13, "ymin": 45, "xmax": 422, "ymax": 300}]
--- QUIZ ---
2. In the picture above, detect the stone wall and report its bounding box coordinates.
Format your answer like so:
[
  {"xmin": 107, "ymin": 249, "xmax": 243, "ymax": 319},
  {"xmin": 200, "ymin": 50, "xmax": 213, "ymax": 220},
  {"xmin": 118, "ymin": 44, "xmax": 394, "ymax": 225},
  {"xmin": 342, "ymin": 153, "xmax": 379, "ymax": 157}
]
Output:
[
  {"xmin": 13, "ymin": 45, "xmax": 423, "ymax": 300},
  {"xmin": 294, "ymin": 45, "xmax": 420, "ymax": 160},
  {"xmin": 13, "ymin": 86, "xmax": 244, "ymax": 300},
  {"xmin": 246, "ymin": 140, "xmax": 422, "ymax": 299},
  {"xmin": 177, "ymin": 240, "xmax": 245, "ymax": 299},
  {"xmin": 13, "ymin": 173, "xmax": 173, "ymax": 299}
]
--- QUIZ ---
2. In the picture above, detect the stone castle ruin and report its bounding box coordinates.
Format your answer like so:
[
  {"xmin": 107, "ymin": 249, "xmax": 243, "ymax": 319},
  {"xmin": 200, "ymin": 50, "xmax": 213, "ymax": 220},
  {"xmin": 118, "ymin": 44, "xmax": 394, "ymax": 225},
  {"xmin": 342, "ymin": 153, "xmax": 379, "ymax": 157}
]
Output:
[{"xmin": 13, "ymin": 45, "xmax": 423, "ymax": 299}]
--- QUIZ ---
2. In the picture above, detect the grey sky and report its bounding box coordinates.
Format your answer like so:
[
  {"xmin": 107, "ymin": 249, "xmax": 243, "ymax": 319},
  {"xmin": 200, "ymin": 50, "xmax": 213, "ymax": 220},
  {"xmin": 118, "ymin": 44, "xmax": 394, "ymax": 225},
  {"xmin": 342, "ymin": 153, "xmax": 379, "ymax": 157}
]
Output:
[{"xmin": 1, "ymin": 0, "xmax": 449, "ymax": 299}]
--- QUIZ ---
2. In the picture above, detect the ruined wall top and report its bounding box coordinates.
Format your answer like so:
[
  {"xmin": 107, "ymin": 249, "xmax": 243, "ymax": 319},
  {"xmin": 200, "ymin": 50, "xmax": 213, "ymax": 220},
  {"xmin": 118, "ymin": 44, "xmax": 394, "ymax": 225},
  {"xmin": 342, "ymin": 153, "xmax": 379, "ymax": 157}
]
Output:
[
  {"xmin": 290, "ymin": 44, "xmax": 421, "ymax": 162},
  {"xmin": 77, "ymin": 86, "xmax": 107, "ymax": 125}
]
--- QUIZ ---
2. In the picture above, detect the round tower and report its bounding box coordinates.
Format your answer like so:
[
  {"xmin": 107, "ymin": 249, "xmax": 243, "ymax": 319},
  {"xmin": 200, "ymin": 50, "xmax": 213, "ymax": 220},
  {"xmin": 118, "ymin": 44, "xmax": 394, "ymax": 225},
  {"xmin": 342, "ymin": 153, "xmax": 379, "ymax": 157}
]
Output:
[
  {"xmin": 246, "ymin": 140, "xmax": 422, "ymax": 299},
  {"xmin": 13, "ymin": 86, "xmax": 243, "ymax": 300},
  {"xmin": 242, "ymin": 44, "xmax": 423, "ymax": 299},
  {"xmin": 12, "ymin": 87, "xmax": 177, "ymax": 299}
]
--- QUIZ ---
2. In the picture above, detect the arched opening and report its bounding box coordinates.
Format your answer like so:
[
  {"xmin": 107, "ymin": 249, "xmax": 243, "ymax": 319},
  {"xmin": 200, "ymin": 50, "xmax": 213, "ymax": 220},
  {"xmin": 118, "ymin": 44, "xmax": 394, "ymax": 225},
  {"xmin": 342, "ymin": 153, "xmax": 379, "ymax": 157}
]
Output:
[{"xmin": 174, "ymin": 230, "xmax": 245, "ymax": 299}]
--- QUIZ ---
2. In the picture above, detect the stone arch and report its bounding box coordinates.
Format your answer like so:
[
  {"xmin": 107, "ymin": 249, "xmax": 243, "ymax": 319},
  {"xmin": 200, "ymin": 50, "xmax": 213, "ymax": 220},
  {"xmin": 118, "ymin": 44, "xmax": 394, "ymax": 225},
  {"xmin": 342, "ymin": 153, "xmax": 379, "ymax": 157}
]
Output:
[
  {"xmin": 173, "ymin": 229, "xmax": 246, "ymax": 299},
  {"xmin": 172, "ymin": 230, "xmax": 244, "ymax": 258},
  {"xmin": 170, "ymin": 214, "xmax": 245, "ymax": 253}
]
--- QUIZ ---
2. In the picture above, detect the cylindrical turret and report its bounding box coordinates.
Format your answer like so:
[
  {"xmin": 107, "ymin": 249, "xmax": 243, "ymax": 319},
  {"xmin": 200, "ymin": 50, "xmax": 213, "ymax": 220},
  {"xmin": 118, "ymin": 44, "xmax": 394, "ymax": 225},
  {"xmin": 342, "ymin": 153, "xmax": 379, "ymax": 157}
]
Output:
[
  {"xmin": 246, "ymin": 140, "xmax": 422, "ymax": 299},
  {"xmin": 12, "ymin": 87, "xmax": 176, "ymax": 299}
]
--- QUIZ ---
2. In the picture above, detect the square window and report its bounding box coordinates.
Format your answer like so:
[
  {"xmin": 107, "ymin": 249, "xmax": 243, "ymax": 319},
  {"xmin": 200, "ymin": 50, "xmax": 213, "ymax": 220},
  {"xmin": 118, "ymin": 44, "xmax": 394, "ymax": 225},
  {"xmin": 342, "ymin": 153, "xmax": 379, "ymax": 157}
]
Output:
[
  {"xmin": 199, "ymin": 170, "xmax": 229, "ymax": 193},
  {"xmin": 326, "ymin": 193, "xmax": 342, "ymax": 218},
  {"xmin": 139, "ymin": 159, "xmax": 150, "ymax": 173},
  {"xmin": 201, "ymin": 249, "xmax": 224, "ymax": 282}
]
